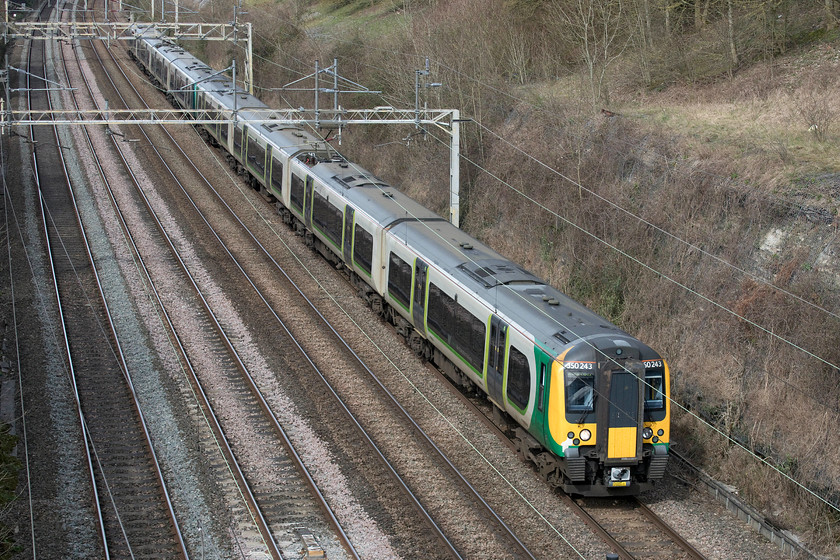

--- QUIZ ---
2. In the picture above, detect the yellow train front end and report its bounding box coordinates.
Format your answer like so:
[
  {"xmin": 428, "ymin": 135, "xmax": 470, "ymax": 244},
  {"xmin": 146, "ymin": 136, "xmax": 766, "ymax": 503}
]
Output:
[{"xmin": 544, "ymin": 341, "xmax": 670, "ymax": 496}]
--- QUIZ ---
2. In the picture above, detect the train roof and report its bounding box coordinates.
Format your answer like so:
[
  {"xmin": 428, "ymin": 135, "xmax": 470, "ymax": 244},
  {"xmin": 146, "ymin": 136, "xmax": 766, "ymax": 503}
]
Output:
[
  {"xmin": 133, "ymin": 24, "xmax": 649, "ymax": 360},
  {"xmin": 257, "ymin": 121, "xmax": 330, "ymax": 157},
  {"xmin": 310, "ymin": 158, "xmax": 634, "ymax": 356},
  {"xmin": 310, "ymin": 162, "xmax": 442, "ymax": 227},
  {"xmin": 137, "ymin": 29, "xmax": 266, "ymax": 112},
  {"xmin": 134, "ymin": 27, "xmax": 334, "ymax": 158},
  {"xmin": 392, "ymin": 218, "xmax": 634, "ymax": 357}
]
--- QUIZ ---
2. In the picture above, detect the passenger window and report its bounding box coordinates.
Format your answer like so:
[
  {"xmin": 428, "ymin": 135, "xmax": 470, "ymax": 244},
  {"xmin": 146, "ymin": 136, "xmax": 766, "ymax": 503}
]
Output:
[
  {"xmin": 233, "ymin": 127, "xmax": 243, "ymax": 154},
  {"xmin": 247, "ymin": 135, "xmax": 265, "ymax": 176},
  {"xmin": 290, "ymin": 174, "xmax": 305, "ymax": 212},
  {"xmin": 353, "ymin": 224, "xmax": 373, "ymax": 275},
  {"xmin": 271, "ymin": 157, "xmax": 283, "ymax": 191},
  {"xmin": 506, "ymin": 346, "xmax": 530, "ymax": 411},
  {"xmin": 427, "ymin": 282, "xmax": 485, "ymax": 374},
  {"xmin": 387, "ymin": 252, "xmax": 412, "ymax": 309},
  {"xmin": 312, "ymin": 191, "xmax": 342, "ymax": 246}
]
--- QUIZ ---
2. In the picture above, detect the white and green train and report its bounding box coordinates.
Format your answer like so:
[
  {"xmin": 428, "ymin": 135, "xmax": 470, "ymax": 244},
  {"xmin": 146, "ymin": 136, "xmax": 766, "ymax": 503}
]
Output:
[{"xmin": 130, "ymin": 26, "xmax": 670, "ymax": 496}]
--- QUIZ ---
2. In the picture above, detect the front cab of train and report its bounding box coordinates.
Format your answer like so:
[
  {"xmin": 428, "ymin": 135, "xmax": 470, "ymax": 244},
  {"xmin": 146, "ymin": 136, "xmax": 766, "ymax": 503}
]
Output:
[{"xmin": 545, "ymin": 339, "xmax": 670, "ymax": 496}]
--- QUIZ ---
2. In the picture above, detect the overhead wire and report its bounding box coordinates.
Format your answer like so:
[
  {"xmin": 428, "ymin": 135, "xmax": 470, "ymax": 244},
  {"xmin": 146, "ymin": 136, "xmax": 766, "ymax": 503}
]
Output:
[
  {"xmin": 264, "ymin": 38, "xmax": 840, "ymax": 421},
  {"xmin": 255, "ymin": 16, "xmax": 840, "ymax": 408},
  {"xmin": 413, "ymin": 108, "xmax": 840, "ymax": 513},
  {"xmin": 233, "ymin": 12, "xmax": 840, "ymax": 512},
  {"xmin": 165, "ymin": 0, "xmax": 840, "ymax": 514},
  {"xmin": 169, "ymin": 7, "xmax": 594, "ymax": 551},
  {"xmin": 225, "ymin": 0, "xmax": 840, "ymax": 474},
  {"xmin": 237, "ymin": 9, "xmax": 840, "ymax": 329},
  {"xmin": 412, "ymin": 119, "xmax": 840, "ymax": 414}
]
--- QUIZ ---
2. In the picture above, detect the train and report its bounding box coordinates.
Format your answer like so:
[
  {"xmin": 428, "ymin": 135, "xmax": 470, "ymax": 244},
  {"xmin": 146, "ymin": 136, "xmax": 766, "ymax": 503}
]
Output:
[{"xmin": 128, "ymin": 25, "xmax": 670, "ymax": 496}]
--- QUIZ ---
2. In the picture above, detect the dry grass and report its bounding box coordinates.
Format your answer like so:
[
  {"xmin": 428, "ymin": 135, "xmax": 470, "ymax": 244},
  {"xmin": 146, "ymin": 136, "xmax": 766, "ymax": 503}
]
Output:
[
  {"xmin": 623, "ymin": 46, "xmax": 840, "ymax": 202},
  {"xmin": 208, "ymin": 0, "xmax": 840, "ymax": 553}
]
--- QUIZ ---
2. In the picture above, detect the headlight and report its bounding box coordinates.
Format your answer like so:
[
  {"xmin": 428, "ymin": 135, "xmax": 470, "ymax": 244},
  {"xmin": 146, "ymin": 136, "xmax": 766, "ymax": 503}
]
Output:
[
  {"xmin": 642, "ymin": 427, "xmax": 653, "ymax": 439},
  {"xmin": 580, "ymin": 429, "xmax": 591, "ymax": 441}
]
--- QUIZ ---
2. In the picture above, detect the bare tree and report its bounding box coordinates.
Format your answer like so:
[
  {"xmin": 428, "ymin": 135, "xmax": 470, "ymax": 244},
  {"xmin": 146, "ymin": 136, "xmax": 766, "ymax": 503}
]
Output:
[
  {"xmin": 638, "ymin": 0, "xmax": 653, "ymax": 47},
  {"xmin": 549, "ymin": 0, "xmax": 633, "ymax": 110},
  {"xmin": 828, "ymin": 0, "xmax": 839, "ymax": 29},
  {"xmin": 727, "ymin": 0, "xmax": 738, "ymax": 68},
  {"xmin": 695, "ymin": 0, "xmax": 709, "ymax": 29},
  {"xmin": 632, "ymin": 0, "xmax": 654, "ymax": 84}
]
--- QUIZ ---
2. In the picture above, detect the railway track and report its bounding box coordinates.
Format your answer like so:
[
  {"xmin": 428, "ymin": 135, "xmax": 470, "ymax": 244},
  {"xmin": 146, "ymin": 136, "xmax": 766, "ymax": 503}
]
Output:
[
  {"xmin": 24, "ymin": 2, "xmax": 186, "ymax": 558},
  {"xmin": 63, "ymin": 3, "xmax": 357, "ymax": 558},
  {"xmin": 568, "ymin": 497, "xmax": 707, "ymax": 560},
  {"xmin": 58, "ymin": 5, "xmax": 480, "ymax": 558},
  {"xmin": 425, "ymin": 358, "xmax": 710, "ymax": 559},
  {"xmin": 10, "ymin": 3, "xmax": 754, "ymax": 559},
  {"xmin": 85, "ymin": 17, "xmax": 550, "ymax": 557}
]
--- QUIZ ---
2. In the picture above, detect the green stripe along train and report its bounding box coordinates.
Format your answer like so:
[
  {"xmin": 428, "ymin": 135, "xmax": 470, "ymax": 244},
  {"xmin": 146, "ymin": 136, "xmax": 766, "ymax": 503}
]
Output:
[{"xmin": 130, "ymin": 24, "xmax": 670, "ymax": 496}]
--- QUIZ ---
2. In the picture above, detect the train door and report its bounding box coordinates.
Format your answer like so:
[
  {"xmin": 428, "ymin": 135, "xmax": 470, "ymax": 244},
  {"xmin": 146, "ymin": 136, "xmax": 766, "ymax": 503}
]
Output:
[
  {"xmin": 487, "ymin": 315, "xmax": 507, "ymax": 405},
  {"xmin": 243, "ymin": 126, "xmax": 251, "ymax": 166},
  {"xmin": 598, "ymin": 359, "xmax": 644, "ymax": 462},
  {"xmin": 412, "ymin": 259, "xmax": 427, "ymax": 333},
  {"xmin": 304, "ymin": 176, "xmax": 314, "ymax": 228},
  {"xmin": 192, "ymin": 83, "xmax": 200, "ymax": 117},
  {"xmin": 343, "ymin": 206, "xmax": 354, "ymax": 264},
  {"xmin": 233, "ymin": 125, "xmax": 243, "ymax": 163}
]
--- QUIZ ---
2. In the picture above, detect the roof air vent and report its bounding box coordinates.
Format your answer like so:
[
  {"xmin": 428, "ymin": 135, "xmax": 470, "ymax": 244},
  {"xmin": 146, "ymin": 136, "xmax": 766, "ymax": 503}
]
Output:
[{"xmin": 554, "ymin": 331, "xmax": 570, "ymax": 344}]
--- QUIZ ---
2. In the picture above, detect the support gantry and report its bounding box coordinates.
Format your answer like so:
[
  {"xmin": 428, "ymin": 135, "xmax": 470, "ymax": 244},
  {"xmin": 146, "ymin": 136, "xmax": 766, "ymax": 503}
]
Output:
[
  {"xmin": 1, "ymin": 9, "xmax": 462, "ymax": 226},
  {"xmin": 2, "ymin": 20, "xmax": 255, "ymax": 93}
]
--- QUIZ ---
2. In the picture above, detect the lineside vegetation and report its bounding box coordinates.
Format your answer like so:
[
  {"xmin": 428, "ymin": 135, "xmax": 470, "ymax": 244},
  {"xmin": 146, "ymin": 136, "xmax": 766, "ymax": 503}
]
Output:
[{"xmin": 192, "ymin": 0, "xmax": 840, "ymax": 552}]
